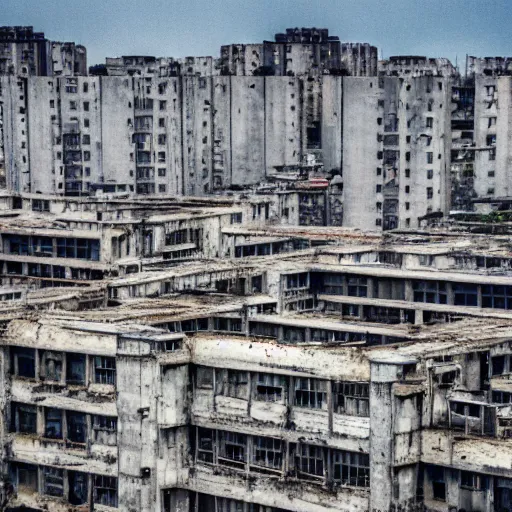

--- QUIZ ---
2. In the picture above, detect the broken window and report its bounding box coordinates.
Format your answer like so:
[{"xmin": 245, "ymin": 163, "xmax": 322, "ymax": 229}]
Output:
[
  {"xmin": 196, "ymin": 427, "xmax": 215, "ymax": 463},
  {"xmin": 251, "ymin": 436, "xmax": 283, "ymax": 472},
  {"xmin": 39, "ymin": 351, "xmax": 63, "ymax": 382},
  {"xmin": 94, "ymin": 475, "xmax": 118, "ymax": 508},
  {"xmin": 66, "ymin": 353, "xmax": 86, "ymax": 385},
  {"xmin": 43, "ymin": 466, "xmax": 64, "ymax": 497},
  {"xmin": 294, "ymin": 378, "xmax": 327, "ymax": 409},
  {"xmin": 11, "ymin": 462, "xmax": 38, "ymax": 493},
  {"xmin": 295, "ymin": 444, "xmax": 325, "ymax": 479},
  {"xmin": 461, "ymin": 471, "xmax": 487, "ymax": 491},
  {"xmin": 69, "ymin": 471, "xmax": 88, "ymax": 505},
  {"xmin": 215, "ymin": 369, "xmax": 248, "ymax": 399},
  {"xmin": 430, "ymin": 466, "xmax": 446, "ymax": 501},
  {"xmin": 333, "ymin": 382, "xmax": 369, "ymax": 416},
  {"xmin": 332, "ymin": 450, "xmax": 370, "ymax": 487},
  {"xmin": 255, "ymin": 373, "xmax": 286, "ymax": 402},
  {"xmin": 196, "ymin": 366, "xmax": 214, "ymax": 389},
  {"xmin": 94, "ymin": 356, "xmax": 116, "ymax": 385},
  {"xmin": 491, "ymin": 355, "xmax": 508, "ymax": 376},
  {"xmin": 67, "ymin": 411, "xmax": 87, "ymax": 444},
  {"xmin": 285, "ymin": 272, "xmax": 308, "ymax": 289},
  {"xmin": 218, "ymin": 430, "xmax": 246, "ymax": 468},
  {"xmin": 10, "ymin": 347, "xmax": 35, "ymax": 378},
  {"xmin": 45, "ymin": 408, "xmax": 63, "ymax": 439},
  {"xmin": 93, "ymin": 415, "xmax": 118, "ymax": 445},
  {"xmin": 347, "ymin": 276, "xmax": 368, "ymax": 297},
  {"xmin": 10, "ymin": 402, "xmax": 37, "ymax": 434}
]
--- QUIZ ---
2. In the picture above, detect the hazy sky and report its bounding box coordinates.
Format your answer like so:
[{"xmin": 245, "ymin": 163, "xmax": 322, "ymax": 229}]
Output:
[{"xmin": 4, "ymin": 0, "xmax": 512, "ymax": 67}]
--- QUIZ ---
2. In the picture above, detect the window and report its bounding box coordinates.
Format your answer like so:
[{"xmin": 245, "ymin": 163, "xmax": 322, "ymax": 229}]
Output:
[
  {"xmin": 427, "ymin": 169, "xmax": 433, "ymax": 179},
  {"xmin": 461, "ymin": 471, "xmax": 486, "ymax": 491},
  {"xmin": 296, "ymin": 444, "xmax": 324, "ymax": 479},
  {"xmin": 332, "ymin": 450, "xmax": 370, "ymax": 487},
  {"xmin": 252, "ymin": 436, "xmax": 282, "ymax": 471},
  {"xmin": 230, "ymin": 212, "xmax": 242, "ymax": 224},
  {"xmin": 160, "ymin": 100, "xmax": 167, "ymax": 110},
  {"xmin": 453, "ymin": 283, "xmax": 478, "ymax": 306},
  {"xmin": 376, "ymin": 167, "xmax": 382, "ymax": 176},
  {"xmin": 427, "ymin": 187, "xmax": 433, "ymax": 199},
  {"xmin": 255, "ymin": 373, "xmax": 286, "ymax": 402},
  {"xmin": 84, "ymin": 118, "xmax": 90, "ymax": 128},
  {"xmin": 427, "ymin": 152, "xmax": 433, "ymax": 164},
  {"xmin": 426, "ymin": 117, "xmax": 433, "ymax": 128},
  {"xmin": 196, "ymin": 366, "xmax": 214, "ymax": 389},
  {"xmin": 32, "ymin": 199, "xmax": 50, "ymax": 212},
  {"xmin": 159, "ymin": 117, "xmax": 165, "ymax": 128},
  {"xmin": 412, "ymin": 280, "xmax": 447, "ymax": 304},
  {"xmin": 347, "ymin": 276, "xmax": 367, "ymax": 297},
  {"xmin": 83, "ymin": 151, "xmax": 90, "ymax": 161},
  {"xmin": 83, "ymin": 82, "xmax": 89, "ymax": 93},
  {"xmin": 11, "ymin": 462, "xmax": 38, "ymax": 493},
  {"xmin": 488, "ymin": 170, "xmax": 495, "ymax": 177},
  {"xmin": 376, "ymin": 218, "xmax": 382, "ymax": 226},
  {"xmin": 294, "ymin": 378, "xmax": 327, "ymax": 409},
  {"xmin": 216, "ymin": 369, "xmax": 248, "ymax": 399},
  {"xmin": 487, "ymin": 134, "xmax": 496, "ymax": 146},
  {"xmin": 219, "ymin": 431, "xmax": 247, "ymax": 468},
  {"xmin": 405, "ymin": 168, "xmax": 410, "ymax": 178},
  {"xmin": 158, "ymin": 134, "xmax": 166, "ymax": 145},
  {"xmin": 82, "ymin": 134, "xmax": 90, "ymax": 145},
  {"xmin": 83, "ymin": 101, "xmax": 89, "ymax": 112},
  {"xmin": 67, "ymin": 411, "xmax": 87, "ymax": 443},
  {"xmin": 405, "ymin": 185, "xmax": 410, "ymax": 193},
  {"xmin": 488, "ymin": 117, "xmax": 497, "ymax": 128},
  {"xmin": 11, "ymin": 347, "xmax": 36, "ymax": 378},
  {"xmin": 405, "ymin": 202, "xmax": 410, "ymax": 210},
  {"xmin": 286, "ymin": 272, "xmax": 308, "ymax": 289},
  {"xmin": 159, "ymin": 185, "xmax": 166, "ymax": 193},
  {"xmin": 333, "ymin": 382, "xmax": 369, "ymax": 416},
  {"xmin": 43, "ymin": 466, "xmax": 64, "ymax": 497},
  {"xmin": 158, "ymin": 151, "xmax": 166, "ymax": 162},
  {"xmin": 10, "ymin": 402, "xmax": 37, "ymax": 433},
  {"xmin": 376, "ymin": 184, "xmax": 382, "ymax": 193},
  {"xmin": 93, "ymin": 415, "xmax": 117, "ymax": 445},
  {"xmin": 85, "ymin": 167, "xmax": 91, "ymax": 177},
  {"xmin": 94, "ymin": 356, "xmax": 116, "ymax": 385},
  {"xmin": 40, "ymin": 350, "xmax": 63, "ymax": 382},
  {"xmin": 431, "ymin": 466, "xmax": 446, "ymax": 501},
  {"xmin": 94, "ymin": 475, "xmax": 118, "ymax": 507},
  {"xmin": 491, "ymin": 355, "xmax": 508, "ymax": 376},
  {"xmin": 69, "ymin": 470, "xmax": 88, "ymax": 505},
  {"xmin": 70, "ymin": 101, "xmax": 77, "ymax": 110},
  {"xmin": 197, "ymin": 427, "xmax": 215, "ymax": 463},
  {"xmin": 45, "ymin": 408, "xmax": 63, "ymax": 439},
  {"xmin": 50, "ymin": 99, "xmax": 55, "ymax": 108},
  {"xmin": 482, "ymin": 285, "xmax": 512, "ymax": 309}
]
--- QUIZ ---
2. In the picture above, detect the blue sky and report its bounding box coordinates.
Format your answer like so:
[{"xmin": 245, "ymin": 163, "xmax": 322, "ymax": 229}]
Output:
[{"xmin": 4, "ymin": 0, "xmax": 511, "ymax": 67}]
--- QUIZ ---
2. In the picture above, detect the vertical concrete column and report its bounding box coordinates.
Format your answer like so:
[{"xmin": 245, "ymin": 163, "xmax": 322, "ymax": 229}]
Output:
[{"xmin": 369, "ymin": 356, "xmax": 417, "ymax": 512}]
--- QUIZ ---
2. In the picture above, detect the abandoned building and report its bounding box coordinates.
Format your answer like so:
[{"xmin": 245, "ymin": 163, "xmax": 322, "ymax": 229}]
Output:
[
  {"xmin": 1, "ymin": 25, "xmax": 511, "ymax": 233},
  {"xmin": 1, "ymin": 23, "xmax": 512, "ymax": 511},
  {"xmin": 0, "ymin": 193, "xmax": 509, "ymax": 511}
]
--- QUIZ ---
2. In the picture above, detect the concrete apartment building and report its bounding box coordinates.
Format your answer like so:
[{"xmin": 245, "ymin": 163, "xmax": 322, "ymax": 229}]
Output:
[
  {"xmin": 2, "ymin": 27, "xmax": 512, "ymax": 234},
  {"xmin": 0, "ymin": 194, "xmax": 512, "ymax": 511},
  {"xmin": 0, "ymin": 26, "xmax": 87, "ymax": 77}
]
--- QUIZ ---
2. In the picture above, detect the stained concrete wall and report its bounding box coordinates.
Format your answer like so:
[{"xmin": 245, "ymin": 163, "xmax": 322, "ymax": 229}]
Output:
[
  {"xmin": 231, "ymin": 77, "xmax": 265, "ymax": 186},
  {"xmin": 342, "ymin": 77, "xmax": 382, "ymax": 231}
]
